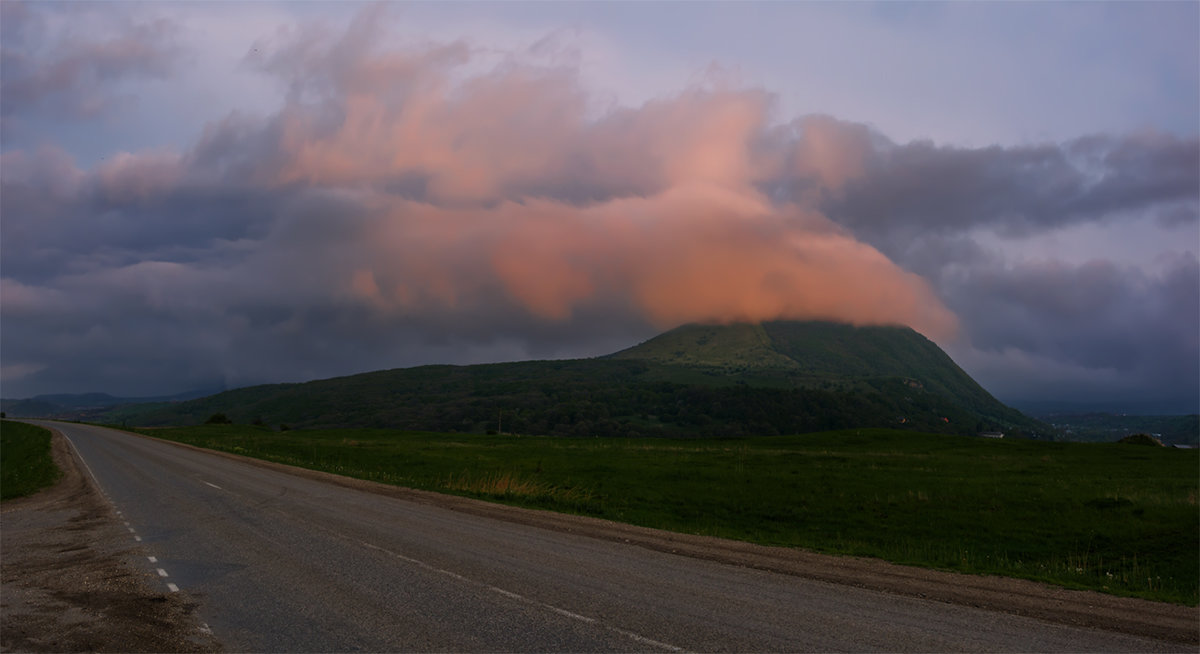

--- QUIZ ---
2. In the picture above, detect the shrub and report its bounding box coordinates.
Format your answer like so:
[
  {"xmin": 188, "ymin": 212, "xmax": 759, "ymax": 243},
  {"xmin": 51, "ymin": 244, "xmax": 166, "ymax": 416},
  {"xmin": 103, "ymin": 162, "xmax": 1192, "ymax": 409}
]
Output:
[{"xmin": 1119, "ymin": 433, "xmax": 1163, "ymax": 447}]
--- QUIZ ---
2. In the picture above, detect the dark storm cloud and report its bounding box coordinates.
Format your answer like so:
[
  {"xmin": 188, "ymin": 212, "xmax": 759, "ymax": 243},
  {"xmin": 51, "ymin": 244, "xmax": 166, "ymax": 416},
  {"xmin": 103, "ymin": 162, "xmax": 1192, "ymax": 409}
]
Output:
[
  {"xmin": 811, "ymin": 129, "xmax": 1199, "ymax": 242},
  {"xmin": 0, "ymin": 147, "xmax": 280, "ymax": 283},
  {"xmin": 944, "ymin": 254, "xmax": 1199, "ymax": 407}
]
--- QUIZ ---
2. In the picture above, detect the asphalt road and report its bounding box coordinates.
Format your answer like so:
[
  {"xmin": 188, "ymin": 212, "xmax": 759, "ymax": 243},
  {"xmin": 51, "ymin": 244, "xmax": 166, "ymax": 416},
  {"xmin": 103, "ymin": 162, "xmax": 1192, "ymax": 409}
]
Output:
[{"xmin": 38, "ymin": 421, "xmax": 1185, "ymax": 652}]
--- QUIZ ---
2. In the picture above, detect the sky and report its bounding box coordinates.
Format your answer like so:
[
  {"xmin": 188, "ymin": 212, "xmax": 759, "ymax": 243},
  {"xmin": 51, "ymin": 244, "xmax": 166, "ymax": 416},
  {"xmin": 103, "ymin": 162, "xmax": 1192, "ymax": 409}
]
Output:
[{"xmin": 1, "ymin": 1, "xmax": 1197, "ymax": 413}]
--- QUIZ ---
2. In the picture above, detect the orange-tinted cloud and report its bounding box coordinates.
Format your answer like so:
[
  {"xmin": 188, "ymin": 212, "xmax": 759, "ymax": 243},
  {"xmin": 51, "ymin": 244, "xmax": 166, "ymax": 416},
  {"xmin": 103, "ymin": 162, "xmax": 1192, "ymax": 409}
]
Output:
[
  {"xmin": 347, "ymin": 184, "xmax": 957, "ymax": 340},
  {"xmin": 241, "ymin": 19, "xmax": 960, "ymax": 340}
]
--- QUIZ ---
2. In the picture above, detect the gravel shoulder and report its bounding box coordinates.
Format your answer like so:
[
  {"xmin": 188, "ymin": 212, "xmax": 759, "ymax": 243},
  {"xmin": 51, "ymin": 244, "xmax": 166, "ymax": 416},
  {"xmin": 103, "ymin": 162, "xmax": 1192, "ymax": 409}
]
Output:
[
  {"xmin": 4, "ymin": 424, "xmax": 1197, "ymax": 650},
  {"xmin": 0, "ymin": 427, "xmax": 220, "ymax": 653}
]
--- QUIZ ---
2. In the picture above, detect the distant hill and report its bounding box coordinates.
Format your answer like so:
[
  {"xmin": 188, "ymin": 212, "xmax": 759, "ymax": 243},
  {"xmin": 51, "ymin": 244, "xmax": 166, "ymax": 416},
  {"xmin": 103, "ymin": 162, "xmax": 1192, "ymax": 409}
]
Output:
[
  {"xmin": 1, "ymin": 389, "xmax": 218, "ymax": 420},
  {"xmin": 1035, "ymin": 413, "xmax": 1199, "ymax": 446},
  {"xmin": 96, "ymin": 321, "xmax": 1044, "ymax": 438}
]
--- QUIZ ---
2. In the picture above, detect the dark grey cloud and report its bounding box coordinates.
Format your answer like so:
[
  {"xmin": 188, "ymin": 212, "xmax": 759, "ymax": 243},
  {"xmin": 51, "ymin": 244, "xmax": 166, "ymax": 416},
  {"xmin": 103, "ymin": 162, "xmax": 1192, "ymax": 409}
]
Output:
[
  {"xmin": 942, "ymin": 254, "xmax": 1199, "ymax": 411},
  {"xmin": 814, "ymin": 130, "xmax": 1198, "ymax": 241}
]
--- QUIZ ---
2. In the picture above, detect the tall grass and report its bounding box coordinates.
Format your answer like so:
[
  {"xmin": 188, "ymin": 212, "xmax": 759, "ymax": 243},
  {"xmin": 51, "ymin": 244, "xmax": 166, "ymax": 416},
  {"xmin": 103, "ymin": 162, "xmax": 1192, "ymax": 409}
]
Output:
[
  {"xmin": 136, "ymin": 425, "xmax": 1199, "ymax": 605},
  {"xmin": 1, "ymin": 421, "xmax": 61, "ymax": 500}
]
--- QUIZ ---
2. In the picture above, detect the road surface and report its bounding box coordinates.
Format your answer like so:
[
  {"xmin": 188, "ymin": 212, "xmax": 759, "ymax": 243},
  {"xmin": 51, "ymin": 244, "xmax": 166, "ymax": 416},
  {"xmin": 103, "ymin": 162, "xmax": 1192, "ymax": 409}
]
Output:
[{"xmin": 28, "ymin": 421, "xmax": 1192, "ymax": 652}]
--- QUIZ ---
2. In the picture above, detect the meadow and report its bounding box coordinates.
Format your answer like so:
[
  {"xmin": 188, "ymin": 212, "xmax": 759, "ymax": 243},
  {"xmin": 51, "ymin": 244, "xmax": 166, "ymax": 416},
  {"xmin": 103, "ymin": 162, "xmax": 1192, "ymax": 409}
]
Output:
[
  {"xmin": 135, "ymin": 425, "xmax": 1198, "ymax": 605},
  {"xmin": 1, "ymin": 421, "xmax": 60, "ymax": 500}
]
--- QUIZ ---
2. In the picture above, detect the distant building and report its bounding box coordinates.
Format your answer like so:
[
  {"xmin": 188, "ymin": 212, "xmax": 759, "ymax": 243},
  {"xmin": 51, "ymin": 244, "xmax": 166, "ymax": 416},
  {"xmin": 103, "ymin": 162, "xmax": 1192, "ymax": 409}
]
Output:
[{"xmin": 979, "ymin": 431, "xmax": 1005, "ymax": 439}]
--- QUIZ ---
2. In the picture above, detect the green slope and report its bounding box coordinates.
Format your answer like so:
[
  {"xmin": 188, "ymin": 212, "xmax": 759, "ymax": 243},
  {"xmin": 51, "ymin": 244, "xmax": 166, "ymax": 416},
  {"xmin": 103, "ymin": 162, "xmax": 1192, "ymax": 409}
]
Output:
[
  {"xmin": 607, "ymin": 323, "xmax": 798, "ymax": 370},
  {"xmin": 105, "ymin": 321, "xmax": 1043, "ymax": 437},
  {"xmin": 611, "ymin": 321, "xmax": 1031, "ymax": 429}
]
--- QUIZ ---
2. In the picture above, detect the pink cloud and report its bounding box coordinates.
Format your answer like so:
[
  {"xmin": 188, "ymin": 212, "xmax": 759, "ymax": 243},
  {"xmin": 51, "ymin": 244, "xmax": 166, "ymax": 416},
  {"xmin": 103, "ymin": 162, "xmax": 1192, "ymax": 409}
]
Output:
[
  {"xmin": 0, "ymin": 146, "xmax": 87, "ymax": 198},
  {"xmin": 350, "ymin": 183, "xmax": 958, "ymax": 340},
  {"xmin": 20, "ymin": 10, "xmax": 959, "ymax": 344},
  {"xmin": 214, "ymin": 13, "xmax": 961, "ymax": 340},
  {"xmin": 95, "ymin": 150, "xmax": 184, "ymax": 202}
]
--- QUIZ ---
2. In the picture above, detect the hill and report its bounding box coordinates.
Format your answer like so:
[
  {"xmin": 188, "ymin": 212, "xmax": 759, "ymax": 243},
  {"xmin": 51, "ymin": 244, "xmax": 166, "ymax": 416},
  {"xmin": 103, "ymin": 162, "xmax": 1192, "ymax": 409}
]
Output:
[
  {"xmin": 98, "ymin": 321, "xmax": 1043, "ymax": 437},
  {"xmin": 610, "ymin": 322, "xmax": 1030, "ymax": 426},
  {"xmin": 1035, "ymin": 413, "xmax": 1199, "ymax": 446},
  {"xmin": 0, "ymin": 389, "xmax": 217, "ymax": 420}
]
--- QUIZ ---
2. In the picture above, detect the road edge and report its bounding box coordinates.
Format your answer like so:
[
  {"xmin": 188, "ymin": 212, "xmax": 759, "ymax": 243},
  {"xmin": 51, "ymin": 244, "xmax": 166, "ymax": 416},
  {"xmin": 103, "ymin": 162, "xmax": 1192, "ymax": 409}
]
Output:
[
  {"xmin": 109, "ymin": 424, "xmax": 1200, "ymax": 645},
  {"xmin": 1, "ymin": 422, "xmax": 222, "ymax": 653}
]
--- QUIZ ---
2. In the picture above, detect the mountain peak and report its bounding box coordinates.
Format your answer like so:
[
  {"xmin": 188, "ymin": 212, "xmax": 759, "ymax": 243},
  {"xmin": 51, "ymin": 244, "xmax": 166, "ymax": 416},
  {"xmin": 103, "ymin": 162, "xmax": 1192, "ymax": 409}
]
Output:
[
  {"xmin": 612, "ymin": 320, "xmax": 1030, "ymax": 429},
  {"xmin": 611, "ymin": 320, "xmax": 926, "ymax": 374}
]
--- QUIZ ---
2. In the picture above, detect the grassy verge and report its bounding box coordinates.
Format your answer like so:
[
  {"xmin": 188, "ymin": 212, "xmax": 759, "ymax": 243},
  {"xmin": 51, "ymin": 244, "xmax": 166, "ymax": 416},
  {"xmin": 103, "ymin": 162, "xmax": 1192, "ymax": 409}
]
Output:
[
  {"xmin": 1, "ymin": 421, "xmax": 61, "ymax": 500},
  {"xmin": 134, "ymin": 425, "xmax": 1198, "ymax": 605}
]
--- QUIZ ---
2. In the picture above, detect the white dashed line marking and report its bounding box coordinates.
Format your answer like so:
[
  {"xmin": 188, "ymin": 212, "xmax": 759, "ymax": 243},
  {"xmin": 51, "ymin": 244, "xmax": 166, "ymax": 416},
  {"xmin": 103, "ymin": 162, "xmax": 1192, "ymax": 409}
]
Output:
[
  {"xmin": 489, "ymin": 586, "xmax": 524, "ymax": 601},
  {"xmin": 356, "ymin": 539, "xmax": 681, "ymax": 651},
  {"xmin": 52, "ymin": 423, "xmax": 675, "ymax": 650},
  {"xmin": 547, "ymin": 605, "xmax": 597, "ymax": 623},
  {"xmin": 612, "ymin": 628, "xmax": 684, "ymax": 652},
  {"xmin": 55, "ymin": 427, "xmax": 186, "ymax": 600}
]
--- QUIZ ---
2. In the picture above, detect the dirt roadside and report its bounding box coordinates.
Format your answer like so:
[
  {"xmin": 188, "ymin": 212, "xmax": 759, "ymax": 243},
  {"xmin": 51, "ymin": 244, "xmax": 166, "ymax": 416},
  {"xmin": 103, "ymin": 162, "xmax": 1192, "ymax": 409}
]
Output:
[
  {"xmin": 1, "ymin": 428, "xmax": 221, "ymax": 653},
  {"xmin": 4, "ymin": 425, "xmax": 1197, "ymax": 650}
]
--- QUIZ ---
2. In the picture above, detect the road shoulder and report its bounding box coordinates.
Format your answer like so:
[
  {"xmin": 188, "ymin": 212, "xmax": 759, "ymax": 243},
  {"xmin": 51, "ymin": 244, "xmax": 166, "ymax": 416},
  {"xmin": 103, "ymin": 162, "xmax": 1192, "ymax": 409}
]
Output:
[{"xmin": 1, "ymin": 425, "xmax": 220, "ymax": 653}]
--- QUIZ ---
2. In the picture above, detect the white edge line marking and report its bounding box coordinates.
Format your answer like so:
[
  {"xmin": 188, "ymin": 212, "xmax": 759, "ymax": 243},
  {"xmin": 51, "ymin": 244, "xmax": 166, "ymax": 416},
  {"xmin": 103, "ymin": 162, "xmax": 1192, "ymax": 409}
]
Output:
[
  {"xmin": 157, "ymin": 568, "xmax": 169, "ymax": 577},
  {"xmin": 59, "ymin": 429, "xmax": 103, "ymax": 489},
  {"xmin": 547, "ymin": 605, "xmax": 597, "ymax": 623},
  {"xmin": 356, "ymin": 539, "xmax": 681, "ymax": 652},
  {"xmin": 612, "ymin": 628, "xmax": 684, "ymax": 652},
  {"xmin": 134, "ymin": 536, "xmax": 142, "ymax": 542},
  {"xmin": 148, "ymin": 556, "xmax": 157, "ymax": 563},
  {"xmin": 203, "ymin": 481, "xmax": 222, "ymax": 490},
  {"xmin": 44, "ymin": 423, "xmax": 680, "ymax": 651},
  {"xmin": 489, "ymin": 586, "xmax": 524, "ymax": 600},
  {"xmin": 199, "ymin": 623, "xmax": 213, "ymax": 635},
  {"xmin": 128, "ymin": 527, "xmax": 136, "ymax": 533}
]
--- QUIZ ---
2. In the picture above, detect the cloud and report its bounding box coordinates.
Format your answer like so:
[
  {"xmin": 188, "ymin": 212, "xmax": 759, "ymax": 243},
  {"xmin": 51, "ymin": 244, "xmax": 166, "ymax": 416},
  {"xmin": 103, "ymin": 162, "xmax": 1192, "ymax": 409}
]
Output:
[
  {"xmin": 754, "ymin": 116, "xmax": 1198, "ymax": 410},
  {"xmin": 0, "ymin": 2, "xmax": 181, "ymax": 135},
  {"xmin": 944, "ymin": 253, "xmax": 1199, "ymax": 407},
  {"xmin": 809, "ymin": 126, "xmax": 1198, "ymax": 245},
  {"xmin": 0, "ymin": 6, "xmax": 1195, "ymax": 411},
  {"xmin": 241, "ymin": 17, "xmax": 956, "ymax": 337},
  {"xmin": 348, "ymin": 184, "xmax": 956, "ymax": 335}
]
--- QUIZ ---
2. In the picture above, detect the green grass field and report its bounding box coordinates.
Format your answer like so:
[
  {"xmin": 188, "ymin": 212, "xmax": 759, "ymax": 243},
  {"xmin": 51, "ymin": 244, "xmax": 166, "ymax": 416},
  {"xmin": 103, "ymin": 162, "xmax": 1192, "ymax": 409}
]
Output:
[
  {"xmin": 134, "ymin": 425, "xmax": 1199, "ymax": 605},
  {"xmin": 1, "ymin": 421, "xmax": 60, "ymax": 500}
]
